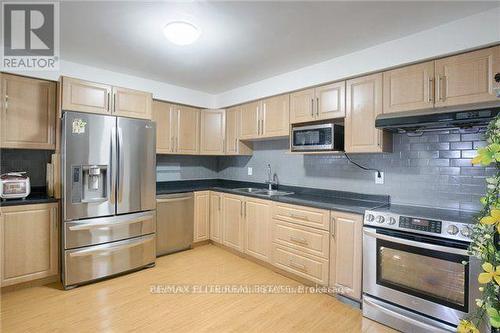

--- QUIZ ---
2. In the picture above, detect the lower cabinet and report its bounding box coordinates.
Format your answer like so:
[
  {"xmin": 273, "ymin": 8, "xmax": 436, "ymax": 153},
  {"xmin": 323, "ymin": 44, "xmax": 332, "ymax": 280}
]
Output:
[
  {"xmin": 1, "ymin": 203, "xmax": 59, "ymax": 287},
  {"xmin": 222, "ymin": 194, "xmax": 245, "ymax": 252},
  {"xmin": 244, "ymin": 198, "xmax": 271, "ymax": 262},
  {"xmin": 329, "ymin": 211, "xmax": 363, "ymax": 301},
  {"xmin": 209, "ymin": 192, "xmax": 223, "ymax": 243},
  {"xmin": 194, "ymin": 191, "xmax": 210, "ymax": 242}
]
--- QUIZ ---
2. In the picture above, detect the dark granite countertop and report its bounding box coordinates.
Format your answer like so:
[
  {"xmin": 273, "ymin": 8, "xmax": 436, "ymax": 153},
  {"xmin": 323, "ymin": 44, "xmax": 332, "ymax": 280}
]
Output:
[
  {"xmin": 0, "ymin": 187, "xmax": 58, "ymax": 207},
  {"xmin": 157, "ymin": 179, "xmax": 389, "ymax": 215}
]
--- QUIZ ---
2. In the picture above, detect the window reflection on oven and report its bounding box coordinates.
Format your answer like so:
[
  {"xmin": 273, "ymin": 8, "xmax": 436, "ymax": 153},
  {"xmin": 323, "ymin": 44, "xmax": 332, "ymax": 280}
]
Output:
[{"xmin": 376, "ymin": 239, "xmax": 468, "ymax": 312}]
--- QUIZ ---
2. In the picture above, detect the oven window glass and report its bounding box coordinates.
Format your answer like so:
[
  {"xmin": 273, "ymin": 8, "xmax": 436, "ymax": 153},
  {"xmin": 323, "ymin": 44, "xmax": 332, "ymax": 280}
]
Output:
[
  {"xmin": 293, "ymin": 128, "xmax": 331, "ymax": 147},
  {"xmin": 376, "ymin": 239, "xmax": 468, "ymax": 312}
]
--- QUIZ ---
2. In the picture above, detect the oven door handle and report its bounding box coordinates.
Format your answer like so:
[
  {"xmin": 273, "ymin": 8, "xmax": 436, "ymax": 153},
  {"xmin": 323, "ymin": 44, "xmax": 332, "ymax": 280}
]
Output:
[{"xmin": 363, "ymin": 228, "xmax": 469, "ymax": 256}]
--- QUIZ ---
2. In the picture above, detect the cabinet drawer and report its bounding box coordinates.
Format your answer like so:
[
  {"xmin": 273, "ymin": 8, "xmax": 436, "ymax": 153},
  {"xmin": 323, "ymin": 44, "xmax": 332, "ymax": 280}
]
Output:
[
  {"xmin": 272, "ymin": 203, "xmax": 330, "ymax": 230},
  {"xmin": 271, "ymin": 244, "xmax": 329, "ymax": 285},
  {"xmin": 272, "ymin": 219, "xmax": 329, "ymax": 259},
  {"xmin": 64, "ymin": 211, "xmax": 155, "ymax": 249},
  {"xmin": 64, "ymin": 234, "xmax": 155, "ymax": 287}
]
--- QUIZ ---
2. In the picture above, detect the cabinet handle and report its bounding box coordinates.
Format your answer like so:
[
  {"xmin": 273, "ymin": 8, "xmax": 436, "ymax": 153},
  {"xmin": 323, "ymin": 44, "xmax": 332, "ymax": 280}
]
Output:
[
  {"xmin": 289, "ymin": 261, "xmax": 307, "ymax": 272},
  {"xmin": 175, "ymin": 137, "xmax": 178, "ymax": 152},
  {"xmin": 240, "ymin": 201, "xmax": 243, "ymax": 217},
  {"xmin": 113, "ymin": 93, "xmax": 116, "ymax": 113},
  {"xmin": 443, "ymin": 75, "xmax": 447, "ymax": 101},
  {"xmin": 234, "ymin": 138, "xmax": 237, "ymax": 151},
  {"xmin": 310, "ymin": 99, "xmax": 314, "ymax": 117},
  {"xmin": 331, "ymin": 217, "xmax": 335, "ymax": 238},
  {"xmin": 171, "ymin": 137, "xmax": 174, "ymax": 152},
  {"xmin": 218, "ymin": 196, "xmax": 221, "ymax": 211},
  {"xmin": 436, "ymin": 75, "xmax": 442, "ymax": 102},
  {"xmin": 290, "ymin": 236, "xmax": 308, "ymax": 245},
  {"xmin": 4, "ymin": 94, "xmax": 8, "ymax": 113},
  {"xmin": 107, "ymin": 91, "xmax": 110, "ymax": 111},
  {"xmin": 290, "ymin": 213, "xmax": 309, "ymax": 221},
  {"xmin": 244, "ymin": 201, "xmax": 247, "ymax": 217},
  {"xmin": 316, "ymin": 97, "xmax": 319, "ymax": 116},
  {"xmin": 427, "ymin": 78, "xmax": 434, "ymax": 103}
]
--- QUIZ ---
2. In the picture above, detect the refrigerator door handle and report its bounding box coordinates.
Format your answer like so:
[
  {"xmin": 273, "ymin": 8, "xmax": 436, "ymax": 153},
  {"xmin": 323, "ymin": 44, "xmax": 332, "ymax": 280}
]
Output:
[
  {"xmin": 110, "ymin": 126, "xmax": 116, "ymax": 205},
  {"xmin": 117, "ymin": 126, "xmax": 124, "ymax": 203}
]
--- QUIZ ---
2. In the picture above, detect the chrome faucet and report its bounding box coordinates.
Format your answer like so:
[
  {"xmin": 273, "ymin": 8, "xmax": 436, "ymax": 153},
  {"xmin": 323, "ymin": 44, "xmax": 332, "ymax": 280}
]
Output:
[{"xmin": 265, "ymin": 164, "xmax": 278, "ymax": 190}]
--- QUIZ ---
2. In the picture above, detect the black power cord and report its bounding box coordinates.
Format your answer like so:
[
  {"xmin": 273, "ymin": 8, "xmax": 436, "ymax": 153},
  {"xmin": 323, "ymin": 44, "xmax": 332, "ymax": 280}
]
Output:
[{"xmin": 344, "ymin": 152, "xmax": 382, "ymax": 178}]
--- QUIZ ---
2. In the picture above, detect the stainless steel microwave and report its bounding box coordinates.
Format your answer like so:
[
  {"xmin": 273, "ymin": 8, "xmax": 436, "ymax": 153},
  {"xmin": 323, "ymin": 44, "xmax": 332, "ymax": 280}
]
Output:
[{"xmin": 291, "ymin": 122, "xmax": 344, "ymax": 152}]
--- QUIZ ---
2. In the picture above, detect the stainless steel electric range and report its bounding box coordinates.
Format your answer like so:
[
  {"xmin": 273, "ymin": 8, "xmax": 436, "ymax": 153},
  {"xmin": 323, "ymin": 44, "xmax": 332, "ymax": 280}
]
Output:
[{"xmin": 362, "ymin": 205, "xmax": 483, "ymax": 333}]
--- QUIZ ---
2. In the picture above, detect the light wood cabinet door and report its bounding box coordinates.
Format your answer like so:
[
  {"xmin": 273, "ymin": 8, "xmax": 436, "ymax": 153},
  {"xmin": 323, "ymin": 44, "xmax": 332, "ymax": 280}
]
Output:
[
  {"xmin": 329, "ymin": 211, "xmax": 363, "ymax": 301},
  {"xmin": 290, "ymin": 88, "xmax": 315, "ymax": 124},
  {"xmin": 194, "ymin": 191, "xmax": 210, "ymax": 242},
  {"xmin": 222, "ymin": 194, "xmax": 244, "ymax": 252},
  {"xmin": 61, "ymin": 76, "xmax": 112, "ymax": 115},
  {"xmin": 112, "ymin": 86, "xmax": 152, "ymax": 119},
  {"xmin": 435, "ymin": 46, "xmax": 500, "ymax": 107},
  {"xmin": 345, "ymin": 73, "xmax": 392, "ymax": 153},
  {"xmin": 1, "ymin": 74, "xmax": 56, "ymax": 149},
  {"xmin": 315, "ymin": 81, "xmax": 346, "ymax": 120},
  {"xmin": 240, "ymin": 101, "xmax": 260, "ymax": 140},
  {"xmin": 244, "ymin": 198, "xmax": 271, "ymax": 262},
  {"xmin": 383, "ymin": 61, "xmax": 435, "ymax": 114},
  {"xmin": 1, "ymin": 203, "xmax": 59, "ymax": 287},
  {"xmin": 262, "ymin": 94, "xmax": 290, "ymax": 138},
  {"xmin": 209, "ymin": 192, "xmax": 223, "ymax": 243},
  {"xmin": 176, "ymin": 105, "xmax": 199, "ymax": 154},
  {"xmin": 200, "ymin": 109, "xmax": 225, "ymax": 155},
  {"xmin": 152, "ymin": 100, "xmax": 174, "ymax": 154}
]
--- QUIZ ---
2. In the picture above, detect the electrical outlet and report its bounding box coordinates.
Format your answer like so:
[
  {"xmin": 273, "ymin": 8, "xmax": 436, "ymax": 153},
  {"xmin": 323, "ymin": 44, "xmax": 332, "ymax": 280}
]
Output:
[
  {"xmin": 375, "ymin": 172, "xmax": 384, "ymax": 184},
  {"xmin": 248, "ymin": 167, "xmax": 253, "ymax": 176}
]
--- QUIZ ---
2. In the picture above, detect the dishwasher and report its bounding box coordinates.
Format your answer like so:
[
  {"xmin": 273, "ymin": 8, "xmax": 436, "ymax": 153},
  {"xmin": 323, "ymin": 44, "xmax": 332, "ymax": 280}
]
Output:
[{"xmin": 156, "ymin": 193, "xmax": 194, "ymax": 256}]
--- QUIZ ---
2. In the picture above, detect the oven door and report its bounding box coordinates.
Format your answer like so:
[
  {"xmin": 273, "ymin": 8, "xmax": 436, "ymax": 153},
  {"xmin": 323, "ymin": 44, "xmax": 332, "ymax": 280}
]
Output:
[
  {"xmin": 291, "ymin": 124, "xmax": 333, "ymax": 151},
  {"xmin": 363, "ymin": 227, "xmax": 480, "ymax": 326}
]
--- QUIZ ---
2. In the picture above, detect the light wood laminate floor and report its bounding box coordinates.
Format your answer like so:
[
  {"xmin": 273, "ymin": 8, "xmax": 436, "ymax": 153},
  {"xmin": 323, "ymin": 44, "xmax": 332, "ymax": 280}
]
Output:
[{"xmin": 1, "ymin": 244, "xmax": 396, "ymax": 333}]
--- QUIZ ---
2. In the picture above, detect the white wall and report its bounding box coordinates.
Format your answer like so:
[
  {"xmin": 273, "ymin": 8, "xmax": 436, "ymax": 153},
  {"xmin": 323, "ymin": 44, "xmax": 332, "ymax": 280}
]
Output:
[
  {"xmin": 215, "ymin": 7, "xmax": 500, "ymax": 107},
  {"xmin": 4, "ymin": 60, "xmax": 217, "ymax": 108}
]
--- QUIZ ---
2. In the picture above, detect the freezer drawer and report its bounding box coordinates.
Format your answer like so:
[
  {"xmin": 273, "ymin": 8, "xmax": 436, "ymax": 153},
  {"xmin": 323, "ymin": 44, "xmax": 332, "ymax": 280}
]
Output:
[
  {"xmin": 64, "ymin": 211, "xmax": 156, "ymax": 249},
  {"xmin": 64, "ymin": 234, "xmax": 155, "ymax": 287}
]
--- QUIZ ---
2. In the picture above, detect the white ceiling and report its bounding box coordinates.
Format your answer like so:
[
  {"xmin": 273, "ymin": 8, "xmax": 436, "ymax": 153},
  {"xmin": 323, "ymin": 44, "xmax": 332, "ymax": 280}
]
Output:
[{"xmin": 60, "ymin": 1, "xmax": 499, "ymax": 94}]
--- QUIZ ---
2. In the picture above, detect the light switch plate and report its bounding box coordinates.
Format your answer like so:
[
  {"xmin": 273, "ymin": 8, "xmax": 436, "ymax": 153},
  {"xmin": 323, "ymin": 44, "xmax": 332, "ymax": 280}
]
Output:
[
  {"xmin": 375, "ymin": 172, "xmax": 384, "ymax": 184},
  {"xmin": 248, "ymin": 167, "xmax": 253, "ymax": 176}
]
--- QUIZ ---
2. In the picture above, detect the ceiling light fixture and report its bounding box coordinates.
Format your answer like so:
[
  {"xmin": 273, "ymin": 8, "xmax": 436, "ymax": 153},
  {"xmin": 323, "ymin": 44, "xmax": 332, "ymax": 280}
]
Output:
[{"xmin": 163, "ymin": 21, "xmax": 201, "ymax": 46}]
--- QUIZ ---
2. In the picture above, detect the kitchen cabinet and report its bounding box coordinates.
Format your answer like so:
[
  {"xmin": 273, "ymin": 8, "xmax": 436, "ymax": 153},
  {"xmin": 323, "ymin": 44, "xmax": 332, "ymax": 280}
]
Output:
[
  {"xmin": 345, "ymin": 73, "xmax": 392, "ymax": 153},
  {"xmin": 240, "ymin": 101, "xmax": 260, "ymax": 140},
  {"xmin": 60, "ymin": 76, "xmax": 152, "ymax": 119},
  {"xmin": 290, "ymin": 82, "xmax": 345, "ymax": 124},
  {"xmin": 112, "ymin": 86, "xmax": 152, "ymax": 119},
  {"xmin": 225, "ymin": 107, "xmax": 252, "ymax": 155},
  {"xmin": 200, "ymin": 109, "xmax": 225, "ymax": 155},
  {"xmin": 244, "ymin": 198, "xmax": 271, "ymax": 262},
  {"xmin": 272, "ymin": 202, "xmax": 330, "ymax": 231},
  {"xmin": 1, "ymin": 203, "xmax": 59, "ymax": 287},
  {"xmin": 261, "ymin": 94, "xmax": 290, "ymax": 138},
  {"xmin": 222, "ymin": 194, "xmax": 245, "ymax": 252},
  {"xmin": 239, "ymin": 95, "xmax": 290, "ymax": 140},
  {"xmin": 209, "ymin": 192, "xmax": 223, "ymax": 243},
  {"xmin": 194, "ymin": 191, "xmax": 210, "ymax": 242},
  {"xmin": 175, "ymin": 105, "xmax": 200, "ymax": 154},
  {"xmin": 329, "ymin": 211, "xmax": 363, "ymax": 301},
  {"xmin": 152, "ymin": 100, "xmax": 174, "ymax": 153},
  {"xmin": 1, "ymin": 74, "xmax": 56, "ymax": 150},
  {"xmin": 383, "ymin": 61, "xmax": 435, "ymax": 114},
  {"xmin": 435, "ymin": 46, "xmax": 500, "ymax": 107}
]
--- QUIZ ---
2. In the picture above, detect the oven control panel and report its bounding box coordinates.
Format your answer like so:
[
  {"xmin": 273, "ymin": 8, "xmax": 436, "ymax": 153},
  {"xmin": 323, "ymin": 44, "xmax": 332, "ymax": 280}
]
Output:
[
  {"xmin": 399, "ymin": 216, "xmax": 442, "ymax": 234},
  {"xmin": 364, "ymin": 210, "xmax": 472, "ymax": 242}
]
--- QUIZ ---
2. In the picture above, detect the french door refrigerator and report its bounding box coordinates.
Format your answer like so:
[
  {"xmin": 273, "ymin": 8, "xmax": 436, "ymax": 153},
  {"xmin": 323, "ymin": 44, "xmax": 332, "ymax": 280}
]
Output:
[{"xmin": 62, "ymin": 112, "xmax": 156, "ymax": 289}]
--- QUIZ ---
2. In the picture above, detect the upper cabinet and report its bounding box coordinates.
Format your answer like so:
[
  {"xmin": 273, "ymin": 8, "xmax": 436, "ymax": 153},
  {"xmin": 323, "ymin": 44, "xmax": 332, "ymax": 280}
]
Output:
[
  {"xmin": 383, "ymin": 61, "xmax": 435, "ymax": 114},
  {"xmin": 200, "ymin": 109, "xmax": 225, "ymax": 155},
  {"xmin": 434, "ymin": 46, "xmax": 500, "ymax": 107},
  {"xmin": 225, "ymin": 107, "xmax": 252, "ymax": 155},
  {"xmin": 175, "ymin": 105, "xmax": 200, "ymax": 154},
  {"xmin": 60, "ymin": 76, "xmax": 152, "ymax": 119},
  {"xmin": 1, "ymin": 74, "xmax": 56, "ymax": 150},
  {"xmin": 112, "ymin": 86, "xmax": 152, "ymax": 119},
  {"xmin": 345, "ymin": 73, "xmax": 392, "ymax": 153},
  {"xmin": 239, "ymin": 94, "xmax": 290, "ymax": 140},
  {"xmin": 290, "ymin": 82, "xmax": 345, "ymax": 124},
  {"xmin": 261, "ymin": 94, "xmax": 290, "ymax": 138},
  {"xmin": 152, "ymin": 100, "xmax": 173, "ymax": 154}
]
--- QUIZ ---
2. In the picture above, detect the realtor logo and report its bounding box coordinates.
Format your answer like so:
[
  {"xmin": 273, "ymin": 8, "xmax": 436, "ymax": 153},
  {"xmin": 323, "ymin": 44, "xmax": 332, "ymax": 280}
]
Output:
[{"xmin": 2, "ymin": 2, "xmax": 59, "ymax": 70}]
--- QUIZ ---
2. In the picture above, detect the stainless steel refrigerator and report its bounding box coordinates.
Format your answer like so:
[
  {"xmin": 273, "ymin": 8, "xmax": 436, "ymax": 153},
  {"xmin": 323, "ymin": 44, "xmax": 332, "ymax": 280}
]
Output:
[{"xmin": 61, "ymin": 112, "xmax": 156, "ymax": 289}]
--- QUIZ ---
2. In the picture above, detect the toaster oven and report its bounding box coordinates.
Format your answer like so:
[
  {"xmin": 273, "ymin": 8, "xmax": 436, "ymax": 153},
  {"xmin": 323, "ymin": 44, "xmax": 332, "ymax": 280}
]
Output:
[{"xmin": 1, "ymin": 172, "xmax": 31, "ymax": 199}]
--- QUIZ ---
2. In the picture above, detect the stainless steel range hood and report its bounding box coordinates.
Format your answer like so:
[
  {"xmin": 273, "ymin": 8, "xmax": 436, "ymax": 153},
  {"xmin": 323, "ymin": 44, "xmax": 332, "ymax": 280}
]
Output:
[{"xmin": 375, "ymin": 101, "xmax": 500, "ymax": 133}]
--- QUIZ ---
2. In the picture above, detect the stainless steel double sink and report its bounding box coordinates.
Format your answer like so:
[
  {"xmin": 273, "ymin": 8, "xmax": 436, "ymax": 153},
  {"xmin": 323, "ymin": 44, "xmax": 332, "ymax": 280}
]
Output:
[{"xmin": 232, "ymin": 187, "xmax": 294, "ymax": 197}]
